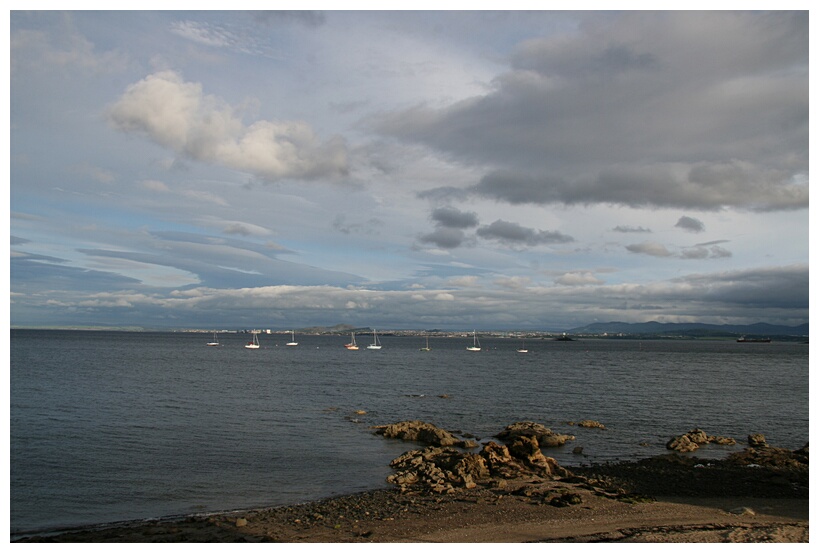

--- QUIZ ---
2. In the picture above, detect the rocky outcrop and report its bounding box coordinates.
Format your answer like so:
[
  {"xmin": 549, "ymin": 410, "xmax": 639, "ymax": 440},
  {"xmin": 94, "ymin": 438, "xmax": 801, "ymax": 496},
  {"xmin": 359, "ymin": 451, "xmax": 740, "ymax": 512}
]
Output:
[
  {"xmin": 373, "ymin": 420, "xmax": 478, "ymax": 448},
  {"xmin": 748, "ymin": 433, "xmax": 768, "ymax": 448},
  {"xmin": 386, "ymin": 439, "xmax": 571, "ymax": 494},
  {"xmin": 496, "ymin": 421, "xmax": 575, "ymax": 447},
  {"xmin": 666, "ymin": 428, "xmax": 737, "ymax": 452},
  {"xmin": 578, "ymin": 420, "xmax": 606, "ymax": 430},
  {"xmin": 728, "ymin": 442, "xmax": 808, "ymax": 469}
]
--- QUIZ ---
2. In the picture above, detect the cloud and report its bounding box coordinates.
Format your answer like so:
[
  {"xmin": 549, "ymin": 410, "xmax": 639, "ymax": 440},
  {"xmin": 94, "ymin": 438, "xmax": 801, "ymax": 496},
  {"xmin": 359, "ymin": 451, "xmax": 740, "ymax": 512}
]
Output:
[
  {"xmin": 222, "ymin": 222, "xmax": 271, "ymax": 237},
  {"xmin": 417, "ymin": 206, "xmax": 481, "ymax": 249},
  {"xmin": 626, "ymin": 242, "xmax": 673, "ymax": 257},
  {"xmin": 11, "ymin": 264, "xmax": 806, "ymax": 330},
  {"xmin": 476, "ymin": 219, "xmax": 573, "ymax": 246},
  {"xmin": 11, "ymin": 25, "xmax": 127, "ymax": 74},
  {"xmin": 374, "ymin": 12, "xmax": 808, "ymax": 212},
  {"xmin": 675, "ymin": 215, "xmax": 705, "ymax": 232},
  {"xmin": 613, "ymin": 225, "xmax": 651, "ymax": 233},
  {"xmin": 555, "ymin": 271, "xmax": 605, "ymax": 286},
  {"xmin": 418, "ymin": 227, "xmax": 467, "ymax": 249},
  {"xmin": 627, "ymin": 241, "xmax": 732, "ymax": 260},
  {"xmin": 71, "ymin": 163, "xmax": 116, "ymax": 184},
  {"xmin": 107, "ymin": 70, "xmax": 349, "ymax": 181},
  {"xmin": 141, "ymin": 179, "xmax": 170, "ymax": 192},
  {"xmin": 252, "ymin": 11, "xmax": 326, "ymax": 28},
  {"xmin": 332, "ymin": 214, "xmax": 385, "ymax": 235},
  {"xmin": 447, "ymin": 276, "xmax": 479, "ymax": 288},
  {"xmin": 494, "ymin": 276, "xmax": 531, "ymax": 290},
  {"xmin": 430, "ymin": 206, "xmax": 479, "ymax": 229}
]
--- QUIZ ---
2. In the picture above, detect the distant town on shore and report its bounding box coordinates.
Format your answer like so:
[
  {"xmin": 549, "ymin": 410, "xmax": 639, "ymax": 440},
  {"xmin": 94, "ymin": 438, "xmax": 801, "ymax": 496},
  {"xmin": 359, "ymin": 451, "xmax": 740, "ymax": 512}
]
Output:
[{"xmin": 17, "ymin": 321, "xmax": 808, "ymax": 342}]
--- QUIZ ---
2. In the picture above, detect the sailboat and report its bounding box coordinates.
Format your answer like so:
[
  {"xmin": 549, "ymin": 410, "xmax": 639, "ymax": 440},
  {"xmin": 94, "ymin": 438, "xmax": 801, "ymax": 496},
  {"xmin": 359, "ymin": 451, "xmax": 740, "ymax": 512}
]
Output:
[
  {"xmin": 517, "ymin": 339, "xmax": 528, "ymax": 353},
  {"xmin": 466, "ymin": 330, "xmax": 481, "ymax": 351},
  {"xmin": 286, "ymin": 330, "xmax": 298, "ymax": 347},
  {"xmin": 420, "ymin": 335, "xmax": 431, "ymax": 351},
  {"xmin": 206, "ymin": 332, "xmax": 220, "ymax": 346},
  {"xmin": 367, "ymin": 329, "xmax": 382, "ymax": 350},
  {"xmin": 244, "ymin": 333, "xmax": 260, "ymax": 349},
  {"xmin": 344, "ymin": 332, "xmax": 359, "ymax": 350}
]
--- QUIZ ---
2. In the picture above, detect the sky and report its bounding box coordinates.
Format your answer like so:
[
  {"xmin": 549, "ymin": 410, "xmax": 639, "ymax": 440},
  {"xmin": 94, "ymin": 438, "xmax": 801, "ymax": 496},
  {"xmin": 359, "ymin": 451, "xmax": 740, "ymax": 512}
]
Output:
[{"xmin": 7, "ymin": 7, "xmax": 811, "ymax": 331}]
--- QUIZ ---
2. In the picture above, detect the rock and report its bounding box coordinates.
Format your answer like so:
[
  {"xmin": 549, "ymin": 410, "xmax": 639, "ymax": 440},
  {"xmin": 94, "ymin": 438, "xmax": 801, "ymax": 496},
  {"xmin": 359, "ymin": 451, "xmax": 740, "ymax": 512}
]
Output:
[
  {"xmin": 748, "ymin": 433, "xmax": 768, "ymax": 448},
  {"xmin": 549, "ymin": 492, "xmax": 583, "ymax": 507},
  {"xmin": 539, "ymin": 434, "xmax": 575, "ymax": 447},
  {"xmin": 729, "ymin": 506, "xmax": 756, "ymax": 516},
  {"xmin": 666, "ymin": 434, "xmax": 699, "ymax": 452},
  {"xmin": 573, "ymin": 446, "xmax": 584, "ymax": 455},
  {"xmin": 496, "ymin": 421, "xmax": 553, "ymax": 440},
  {"xmin": 507, "ymin": 436, "xmax": 570, "ymax": 478},
  {"xmin": 666, "ymin": 429, "xmax": 737, "ymax": 452},
  {"xmin": 235, "ymin": 518, "xmax": 248, "ymax": 527},
  {"xmin": 578, "ymin": 420, "xmax": 606, "ymax": 430},
  {"xmin": 386, "ymin": 436, "xmax": 572, "ymax": 494},
  {"xmin": 727, "ymin": 444, "xmax": 808, "ymax": 469},
  {"xmin": 686, "ymin": 429, "xmax": 710, "ymax": 444},
  {"xmin": 496, "ymin": 421, "xmax": 575, "ymax": 447},
  {"xmin": 509, "ymin": 435, "xmax": 549, "ymax": 466},
  {"xmin": 354, "ymin": 410, "xmax": 367, "ymax": 415},
  {"xmin": 374, "ymin": 420, "xmax": 477, "ymax": 448}
]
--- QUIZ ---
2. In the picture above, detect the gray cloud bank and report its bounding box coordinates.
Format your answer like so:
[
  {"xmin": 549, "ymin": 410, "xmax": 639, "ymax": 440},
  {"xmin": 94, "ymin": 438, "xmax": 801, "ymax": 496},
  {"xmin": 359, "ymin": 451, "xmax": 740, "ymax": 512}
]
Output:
[
  {"xmin": 380, "ymin": 12, "xmax": 807, "ymax": 211},
  {"xmin": 11, "ymin": 260, "xmax": 807, "ymax": 330}
]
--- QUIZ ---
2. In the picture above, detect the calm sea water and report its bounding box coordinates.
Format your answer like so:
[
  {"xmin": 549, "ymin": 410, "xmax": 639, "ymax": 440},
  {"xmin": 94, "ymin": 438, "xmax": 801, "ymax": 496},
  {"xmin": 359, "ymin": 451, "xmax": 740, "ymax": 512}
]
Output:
[{"xmin": 9, "ymin": 329, "xmax": 809, "ymax": 537}]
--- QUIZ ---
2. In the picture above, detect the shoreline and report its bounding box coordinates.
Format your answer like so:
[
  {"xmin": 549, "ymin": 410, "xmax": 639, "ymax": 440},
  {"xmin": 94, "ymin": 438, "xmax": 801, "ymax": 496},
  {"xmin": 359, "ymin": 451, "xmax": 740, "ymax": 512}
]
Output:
[{"xmin": 14, "ymin": 445, "xmax": 808, "ymax": 543}]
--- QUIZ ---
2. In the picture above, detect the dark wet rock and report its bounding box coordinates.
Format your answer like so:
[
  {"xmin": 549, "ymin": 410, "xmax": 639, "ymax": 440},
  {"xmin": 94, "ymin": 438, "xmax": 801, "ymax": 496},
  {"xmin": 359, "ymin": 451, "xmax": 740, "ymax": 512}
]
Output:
[{"xmin": 574, "ymin": 443, "xmax": 808, "ymax": 499}]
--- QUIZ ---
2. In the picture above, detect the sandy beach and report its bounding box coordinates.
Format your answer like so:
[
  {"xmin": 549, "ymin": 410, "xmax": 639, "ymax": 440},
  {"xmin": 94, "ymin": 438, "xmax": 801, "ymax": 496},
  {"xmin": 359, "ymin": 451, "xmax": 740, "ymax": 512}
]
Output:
[{"xmin": 14, "ymin": 423, "xmax": 808, "ymax": 543}]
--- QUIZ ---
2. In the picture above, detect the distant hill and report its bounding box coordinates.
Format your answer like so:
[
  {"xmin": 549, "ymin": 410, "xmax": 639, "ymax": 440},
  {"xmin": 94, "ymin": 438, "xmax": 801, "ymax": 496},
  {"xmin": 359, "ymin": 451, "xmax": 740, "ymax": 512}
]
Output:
[
  {"xmin": 566, "ymin": 321, "xmax": 808, "ymax": 337},
  {"xmin": 298, "ymin": 324, "xmax": 372, "ymax": 334}
]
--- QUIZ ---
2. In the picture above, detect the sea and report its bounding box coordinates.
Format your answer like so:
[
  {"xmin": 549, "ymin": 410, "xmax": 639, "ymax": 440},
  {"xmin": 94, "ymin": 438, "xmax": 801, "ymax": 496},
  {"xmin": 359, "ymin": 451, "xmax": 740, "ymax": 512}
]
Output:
[{"xmin": 9, "ymin": 329, "xmax": 809, "ymax": 538}]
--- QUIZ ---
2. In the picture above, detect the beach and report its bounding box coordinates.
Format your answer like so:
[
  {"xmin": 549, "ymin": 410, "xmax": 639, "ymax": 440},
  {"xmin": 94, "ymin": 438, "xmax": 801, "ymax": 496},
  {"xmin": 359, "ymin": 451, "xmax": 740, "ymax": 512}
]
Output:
[{"xmin": 14, "ymin": 424, "xmax": 808, "ymax": 543}]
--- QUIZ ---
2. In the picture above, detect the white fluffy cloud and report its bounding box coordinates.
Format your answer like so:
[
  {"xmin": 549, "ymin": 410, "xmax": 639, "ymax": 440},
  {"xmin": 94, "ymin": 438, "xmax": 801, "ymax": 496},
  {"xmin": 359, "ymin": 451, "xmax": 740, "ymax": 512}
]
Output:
[{"xmin": 107, "ymin": 71, "xmax": 349, "ymax": 181}]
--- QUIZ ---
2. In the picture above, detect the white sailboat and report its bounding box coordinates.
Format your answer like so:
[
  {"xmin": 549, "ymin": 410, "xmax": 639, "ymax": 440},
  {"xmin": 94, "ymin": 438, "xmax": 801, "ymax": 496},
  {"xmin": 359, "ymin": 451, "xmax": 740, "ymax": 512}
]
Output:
[
  {"xmin": 286, "ymin": 330, "xmax": 298, "ymax": 346},
  {"xmin": 344, "ymin": 332, "xmax": 359, "ymax": 350},
  {"xmin": 367, "ymin": 329, "xmax": 382, "ymax": 350},
  {"xmin": 420, "ymin": 335, "xmax": 431, "ymax": 351},
  {"xmin": 206, "ymin": 332, "xmax": 220, "ymax": 346},
  {"xmin": 517, "ymin": 340, "xmax": 528, "ymax": 353},
  {"xmin": 244, "ymin": 332, "xmax": 260, "ymax": 349},
  {"xmin": 466, "ymin": 330, "xmax": 481, "ymax": 351}
]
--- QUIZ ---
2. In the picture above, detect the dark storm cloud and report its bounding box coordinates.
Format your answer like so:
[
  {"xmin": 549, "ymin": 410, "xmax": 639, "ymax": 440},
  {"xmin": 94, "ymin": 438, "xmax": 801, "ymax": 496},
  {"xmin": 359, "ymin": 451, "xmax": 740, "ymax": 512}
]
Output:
[
  {"xmin": 670, "ymin": 264, "xmax": 807, "ymax": 310},
  {"xmin": 375, "ymin": 12, "xmax": 808, "ymax": 212},
  {"xmin": 476, "ymin": 220, "xmax": 573, "ymax": 246},
  {"xmin": 430, "ymin": 206, "xmax": 479, "ymax": 229},
  {"xmin": 675, "ymin": 216, "xmax": 705, "ymax": 233}
]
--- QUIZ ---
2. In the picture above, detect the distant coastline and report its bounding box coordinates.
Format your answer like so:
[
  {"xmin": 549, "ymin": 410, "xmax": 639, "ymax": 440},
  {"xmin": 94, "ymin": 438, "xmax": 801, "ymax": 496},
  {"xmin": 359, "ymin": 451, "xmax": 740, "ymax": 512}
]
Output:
[{"xmin": 10, "ymin": 320, "xmax": 809, "ymax": 342}]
